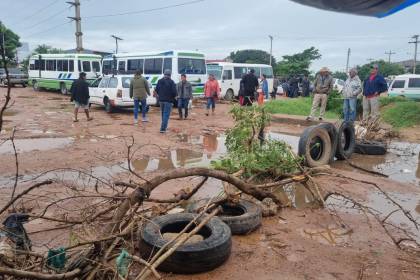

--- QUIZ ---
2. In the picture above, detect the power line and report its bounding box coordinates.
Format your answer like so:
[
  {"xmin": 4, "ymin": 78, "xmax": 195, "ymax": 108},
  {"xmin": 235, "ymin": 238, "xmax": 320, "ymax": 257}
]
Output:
[
  {"xmin": 85, "ymin": 0, "xmax": 205, "ymax": 18},
  {"xmin": 23, "ymin": 21, "xmax": 71, "ymax": 38},
  {"xmin": 10, "ymin": 0, "xmax": 60, "ymax": 26},
  {"xmin": 22, "ymin": 7, "xmax": 70, "ymax": 31}
]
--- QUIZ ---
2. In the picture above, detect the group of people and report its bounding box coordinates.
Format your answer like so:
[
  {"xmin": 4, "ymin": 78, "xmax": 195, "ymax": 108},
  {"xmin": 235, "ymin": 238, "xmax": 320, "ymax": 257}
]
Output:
[
  {"xmin": 307, "ymin": 64, "xmax": 388, "ymax": 122},
  {"xmin": 276, "ymin": 75, "xmax": 311, "ymax": 99}
]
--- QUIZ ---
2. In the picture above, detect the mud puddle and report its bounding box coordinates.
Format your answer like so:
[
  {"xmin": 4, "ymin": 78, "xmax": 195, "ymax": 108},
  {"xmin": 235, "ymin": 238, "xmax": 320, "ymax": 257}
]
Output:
[
  {"xmin": 334, "ymin": 141, "xmax": 420, "ymax": 186},
  {"xmin": 0, "ymin": 137, "xmax": 73, "ymax": 154}
]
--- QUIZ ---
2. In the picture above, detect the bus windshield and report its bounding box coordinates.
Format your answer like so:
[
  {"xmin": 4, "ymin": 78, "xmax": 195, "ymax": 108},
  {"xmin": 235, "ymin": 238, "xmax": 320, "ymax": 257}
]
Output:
[
  {"xmin": 206, "ymin": 65, "xmax": 222, "ymax": 80},
  {"xmin": 178, "ymin": 58, "xmax": 206, "ymax": 75}
]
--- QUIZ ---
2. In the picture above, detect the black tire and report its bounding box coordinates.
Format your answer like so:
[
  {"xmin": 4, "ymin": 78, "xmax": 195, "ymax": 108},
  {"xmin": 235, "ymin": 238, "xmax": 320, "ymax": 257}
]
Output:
[
  {"xmin": 60, "ymin": 82, "xmax": 68, "ymax": 95},
  {"xmin": 104, "ymin": 98, "xmax": 113, "ymax": 113},
  {"xmin": 140, "ymin": 213, "xmax": 231, "ymax": 274},
  {"xmin": 298, "ymin": 126, "xmax": 333, "ymax": 167},
  {"xmin": 224, "ymin": 89, "xmax": 234, "ymax": 101},
  {"xmin": 317, "ymin": 123, "xmax": 338, "ymax": 163},
  {"xmin": 33, "ymin": 80, "xmax": 40, "ymax": 91},
  {"xmin": 355, "ymin": 141, "xmax": 387, "ymax": 155},
  {"xmin": 335, "ymin": 121, "xmax": 356, "ymax": 160}
]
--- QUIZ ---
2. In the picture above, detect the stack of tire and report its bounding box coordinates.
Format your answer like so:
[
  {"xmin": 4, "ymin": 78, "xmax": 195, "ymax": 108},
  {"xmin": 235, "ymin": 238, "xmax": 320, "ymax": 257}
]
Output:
[
  {"xmin": 298, "ymin": 121, "xmax": 356, "ymax": 167},
  {"xmin": 139, "ymin": 199, "xmax": 262, "ymax": 274}
]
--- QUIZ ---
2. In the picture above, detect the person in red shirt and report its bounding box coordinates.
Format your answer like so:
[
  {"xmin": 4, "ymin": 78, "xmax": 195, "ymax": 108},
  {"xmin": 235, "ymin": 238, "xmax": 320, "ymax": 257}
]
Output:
[{"xmin": 204, "ymin": 74, "xmax": 220, "ymax": 116}]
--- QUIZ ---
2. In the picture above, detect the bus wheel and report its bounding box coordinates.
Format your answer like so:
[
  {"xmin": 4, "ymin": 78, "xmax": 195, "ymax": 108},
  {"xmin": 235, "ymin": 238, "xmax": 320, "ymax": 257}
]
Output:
[
  {"xmin": 104, "ymin": 98, "xmax": 113, "ymax": 113},
  {"xmin": 33, "ymin": 81, "xmax": 40, "ymax": 91},
  {"xmin": 225, "ymin": 89, "xmax": 234, "ymax": 101},
  {"xmin": 60, "ymin": 83, "xmax": 68, "ymax": 95}
]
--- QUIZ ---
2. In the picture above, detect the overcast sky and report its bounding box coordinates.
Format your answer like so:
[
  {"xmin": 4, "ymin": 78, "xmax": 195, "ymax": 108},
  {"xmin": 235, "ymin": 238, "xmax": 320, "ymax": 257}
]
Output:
[{"xmin": 1, "ymin": 0, "xmax": 419, "ymax": 72}]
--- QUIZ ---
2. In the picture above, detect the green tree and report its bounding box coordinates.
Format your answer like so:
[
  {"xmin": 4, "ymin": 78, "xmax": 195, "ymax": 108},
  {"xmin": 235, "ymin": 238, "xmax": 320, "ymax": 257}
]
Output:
[
  {"xmin": 33, "ymin": 44, "xmax": 63, "ymax": 54},
  {"xmin": 332, "ymin": 71, "xmax": 348, "ymax": 81},
  {"xmin": 356, "ymin": 60, "xmax": 405, "ymax": 80},
  {"xmin": 275, "ymin": 47, "xmax": 321, "ymax": 76},
  {"xmin": 0, "ymin": 22, "xmax": 21, "ymax": 65},
  {"xmin": 229, "ymin": 49, "xmax": 275, "ymax": 65}
]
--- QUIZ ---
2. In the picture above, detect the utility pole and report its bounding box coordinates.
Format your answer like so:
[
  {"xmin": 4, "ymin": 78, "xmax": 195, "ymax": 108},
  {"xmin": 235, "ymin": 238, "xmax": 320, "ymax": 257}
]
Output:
[
  {"xmin": 409, "ymin": 35, "xmax": 419, "ymax": 74},
  {"xmin": 268, "ymin": 35, "xmax": 273, "ymax": 66},
  {"xmin": 345, "ymin": 48, "xmax": 351, "ymax": 73},
  {"xmin": 111, "ymin": 35, "xmax": 123, "ymax": 54},
  {"xmin": 385, "ymin": 50, "xmax": 396, "ymax": 63},
  {"xmin": 0, "ymin": 21, "xmax": 5, "ymax": 58},
  {"xmin": 67, "ymin": 0, "xmax": 83, "ymax": 53}
]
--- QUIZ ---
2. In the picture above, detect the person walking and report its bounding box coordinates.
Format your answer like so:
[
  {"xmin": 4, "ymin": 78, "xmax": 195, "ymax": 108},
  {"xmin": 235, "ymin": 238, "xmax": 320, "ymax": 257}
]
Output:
[
  {"xmin": 271, "ymin": 76, "xmax": 279, "ymax": 99},
  {"xmin": 70, "ymin": 72, "xmax": 92, "ymax": 122},
  {"xmin": 342, "ymin": 68, "xmax": 362, "ymax": 122},
  {"xmin": 362, "ymin": 64, "xmax": 388, "ymax": 120},
  {"xmin": 176, "ymin": 74, "xmax": 193, "ymax": 120},
  {"xmin": 306, "ymin": 67, "xmax": 333, "ymax": 121},
  {"xmin": 130, "ymin": 70, "xmax": 150, "ymax": 124},
  {"xmin": 155, "ymin": 69, "xmax": 177, "ymax": 133},
  {"xmin": 204, "ymin": 74, "xmax": 220, "ymax": 116},
  {"xmin": 241, "ymin": 69, "xmax": 259, "ymax": 106},
  {"xmin": 261, "ymin": 74, "xmax": 269, "ymax": 101},
  {"xmin": 301, "ymin": 75, "xmax": 311, "ymax": 97}
]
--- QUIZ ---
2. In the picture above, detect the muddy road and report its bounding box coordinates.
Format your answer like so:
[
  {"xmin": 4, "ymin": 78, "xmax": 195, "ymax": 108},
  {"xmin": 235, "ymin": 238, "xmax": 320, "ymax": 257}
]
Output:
[{"xmin": 1, "ymin": 87, "xmax": 420, "ymax": 279}]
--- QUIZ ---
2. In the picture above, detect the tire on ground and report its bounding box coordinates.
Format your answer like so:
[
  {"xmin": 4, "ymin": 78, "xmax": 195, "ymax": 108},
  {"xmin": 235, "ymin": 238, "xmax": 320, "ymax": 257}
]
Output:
[
  {"xmin": 354, "ymin": 141, "xmax": 387, "ymax": 155},
  {"xmin": 335, "ymin": 121, "xmax": 356, "ymax": 160},
  {"xmin": 298, "ymin": 126, "xmax": 333, "ymax": 167},
  {"xmin": 139, "ymin": 213, "xmax": 232, "ymax": 274},
  {"xmin": 316, "ymin": 123, "xmax": 338, "ymax": 163}
]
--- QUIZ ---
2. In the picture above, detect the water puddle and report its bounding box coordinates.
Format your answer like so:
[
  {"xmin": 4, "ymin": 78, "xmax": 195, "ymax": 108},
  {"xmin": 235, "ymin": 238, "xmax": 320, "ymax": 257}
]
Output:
[
  {"xmin": 271, "ymin": 183, "xmax": 318, "ymax": 209},
  {"xmin": 0, "ymin": 137, "xmax": 73, "ymax": 154},
  {"xmin": 300, "ymin": 225, "xmax": 352, "ymax": 246}
]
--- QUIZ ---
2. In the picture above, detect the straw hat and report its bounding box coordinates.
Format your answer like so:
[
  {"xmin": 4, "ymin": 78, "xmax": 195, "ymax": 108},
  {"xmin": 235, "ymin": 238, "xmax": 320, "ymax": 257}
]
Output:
[{"xmin": 319, "ymin": 67, "xmax": 331, "ymax": 73}]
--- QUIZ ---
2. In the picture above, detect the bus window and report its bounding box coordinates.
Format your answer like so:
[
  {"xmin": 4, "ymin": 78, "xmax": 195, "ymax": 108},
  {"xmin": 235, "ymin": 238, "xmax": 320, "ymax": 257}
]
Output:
[
  {"xmin": 118, "ymin": 61, "xmax": 126, "ymax": 72},
  {"xmin": 102, "ymin": 60, "xmax": 112, "ymax": 74},
  {"xmin": 248, "ymin": 67, "xmax": 260, "ymax": 77},
  {"xmin": 57, "ymin": 60, "xmax": 63, "ymax": 71},
  {"xmin": 40, "ymin": 60, "xmax": 45, "ymax": 70},
  {"xmin": 127, "ymin": 59, "xmax": 144, "ymax": 73},
  {"xmin": 69, "ymin": 60, "xmax": 74, "ymax": 72},
  {"xmin": 178, "ymin": 58, "xmax": 206, "ymax": 74},
  {"xmin": 163, "ymin": 58, "xmax": 172, "ymax": 72},
  {"xmin": 29, "ymin": 63, "xmax": 35, "ymax": 70},
  {"xmin": 63, "ymin": 60, "xmax": 69, "ymax": 72},
  {"xmin": 46, "ymin": 60, "xmax": 56, "ymax": 71},
  {"xmin": 82, "ymin": 61, "xmax": 91, "ymax": 72},
  {"xmin": 78, "ymin": 60, "xmax": 82, "ymax": 72},
  {"xmin": 92, "ymin": 61, "xmax": 101, "ymax": 73},
  {"xmin": 34, "ymin": 60, "xmax": 39, "ymax": 70},
  {"xmin": 261, "ymin": 67, "xmax": 273, "ymax": 78},
  {"xmin": 234, "ymin": 67, "xmax": 247, "ymax": 79},
  {"xmin": 144, "ymin": 58, "xmax": 163, "ymax": 74},
  {"xmin": 222, "ymin": 70, "xmax": 232, "ymax": 80}
]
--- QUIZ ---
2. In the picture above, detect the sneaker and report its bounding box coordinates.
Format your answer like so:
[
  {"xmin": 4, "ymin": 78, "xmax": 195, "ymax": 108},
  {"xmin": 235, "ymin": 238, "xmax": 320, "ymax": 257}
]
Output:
[
  {"xmin": 73, "ymin": 119, "xmax": 79, "ymax": 122},
  {"xmin": 305, "ymin": 117, "xmax": 312, "ymax": 121},
  {"xmin": 319, "ymin": 117, "xmax": 323, "ymax": 121},
  {"xmin": 160, "ymin": 130, "xmax": 166, "ymax": 134},
  {"xmin": 142, "ymin": 118, "xmax": 148, "ymax": 122},
  {"xmin": 87, "ymin": 117, "xmax": 93, "ymax": 121},
  {"xmin": 134, "ymin": 119, "xmax": 138, "ymax": 125}
]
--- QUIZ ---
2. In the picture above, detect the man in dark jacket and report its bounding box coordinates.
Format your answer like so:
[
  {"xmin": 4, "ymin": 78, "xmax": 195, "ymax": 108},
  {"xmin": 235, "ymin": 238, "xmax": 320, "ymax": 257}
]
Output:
[
  {"xmin": 70, "ymin": 72, "xmax": 92, "ymax": 122},
  {"xmin": 289, "ymin": 75, "xmax": 299, "ymax": 98},
  {"xmin": 301, "ymin": 75, "xmax": 311, "ymax": 97},
  {"xmin": 241, "ymin": 69, "xmax": 259, "ymax": 106},
  {"xmin": 176, "ymin": 74, "xmax": 193, "ymax": 119},
  {"xmin": 362, "ymin": 64, "xmax": 388, "ymax": 120},
  {"xmin": 155, "ymin": 69, "xmax": 177, "ymax": 133}
]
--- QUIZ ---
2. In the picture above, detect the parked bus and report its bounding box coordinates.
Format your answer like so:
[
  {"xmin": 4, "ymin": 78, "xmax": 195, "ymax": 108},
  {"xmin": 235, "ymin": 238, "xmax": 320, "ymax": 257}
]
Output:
[
  {"xmin": 206, "ymin": 62, "xmax": 274, "ymax": 100},
  {"xmin": 28, "ymin": 53, "xmax": 102, "ymax": 94},
  {"xmin": 102, "ymin": 50, "xmax": 207, "ymax": 97}
]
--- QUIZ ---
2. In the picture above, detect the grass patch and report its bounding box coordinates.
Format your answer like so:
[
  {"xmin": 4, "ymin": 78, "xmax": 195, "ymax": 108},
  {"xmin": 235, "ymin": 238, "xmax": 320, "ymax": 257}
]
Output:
[
  {"xmin": 382, "ymin": 101, "xmax": 420, "ymax": 128},
  {"xmin": 264, "ymin": 97, "xmax": 339, "ymax": 119}
]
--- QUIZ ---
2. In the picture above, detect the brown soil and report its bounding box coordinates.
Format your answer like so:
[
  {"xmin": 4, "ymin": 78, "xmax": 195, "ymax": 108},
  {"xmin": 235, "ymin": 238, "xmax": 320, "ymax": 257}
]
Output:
[{"xmin": 1, "ymin": 87, "xmax": 420, "ymax": 279}]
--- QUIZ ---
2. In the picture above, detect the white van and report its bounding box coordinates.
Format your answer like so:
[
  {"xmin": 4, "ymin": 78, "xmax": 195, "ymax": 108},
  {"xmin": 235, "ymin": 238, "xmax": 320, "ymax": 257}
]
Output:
[
  {"xmin": 206, "ymin": 62, "xmax": 274, "ymax": 100},
  {"xmin": 89, "ymin": 76, "xmax": 157, "ymax": 113},
  {"xmin": 28, "ymin": 53, "xmax": 102, "ymax": 94},
  {"xmin": 388, "ymin": 74, "xmax": 420, "ymax": 100},
  {"xmin": 102, "ymin": 50, "xmax": 207, "ymax": 97}
]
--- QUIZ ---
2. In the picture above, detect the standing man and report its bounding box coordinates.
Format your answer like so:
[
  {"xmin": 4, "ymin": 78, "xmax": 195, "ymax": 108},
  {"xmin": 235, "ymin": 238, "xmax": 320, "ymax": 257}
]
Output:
[
  {"xmin": 70, "ymin": 72, "xmax": 92, "ymax": 122},
  {"xmin": 155, "ymin": 69, "xmax": 177, "ymax": 133},
  {"xmin": 271, "ymin": 76, "xmax": 279, "ymax": 99},
  {"xmin": 306, "ymin": 67, "xmax": 333, "ymax": 121},
  {"xmin": 289, "ymin": 75, "xmax": 299, "ymax": 98},
  {"xmin": 362, "ymin": 64, "xmax": 388, "ymax": 120},
  {"xmin": 261, "ymin": 74, "xmax": 269, "ymax": 100},
  {"xmin": 241, "ymin": 69, "xmax": 259, "ymax": 106},
  {"xmin": 176, "ymin": 74, "xmax": 193, "ymax": 120},
  {"xmin": 301, "ymin": 74, "xmax": 311, "ymax": 97},
  {"xmin": 130, "ymin": 70, "xmax": 150, "ymax": 124},
  {"xmin": 342, "ymin": 68, "xmax": 362, "ymax": 122}
]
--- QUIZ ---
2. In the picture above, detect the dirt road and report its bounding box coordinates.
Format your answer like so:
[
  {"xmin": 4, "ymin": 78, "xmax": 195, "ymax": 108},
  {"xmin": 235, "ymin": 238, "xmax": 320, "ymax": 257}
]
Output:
[{"xmin": 1, "ymin": 86, "xmax": 420, "ymax": 279}]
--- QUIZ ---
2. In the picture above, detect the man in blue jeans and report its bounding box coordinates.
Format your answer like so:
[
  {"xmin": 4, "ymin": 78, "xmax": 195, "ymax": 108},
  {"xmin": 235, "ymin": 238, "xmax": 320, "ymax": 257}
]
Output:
[
  {"xmin": 129, "ymin": 70, "xmax": 150, "ymax": 124},
  {"xmin": 155, "ymin": 69, "xmax": 177, "ymax": 133},
  {"xmin": 342, "ymin": 68, "xmax": 362, "ymax": 122},
  {"xmin": 176, "ymin": 74, "xmax": 193, "ymax": 119}
]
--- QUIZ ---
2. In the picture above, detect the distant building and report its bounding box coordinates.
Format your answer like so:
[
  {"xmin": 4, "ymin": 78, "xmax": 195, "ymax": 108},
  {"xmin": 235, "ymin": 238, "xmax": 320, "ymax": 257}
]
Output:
[
  {"xmin": 64, "ymin": 49, "xmax": 112, "ymax": 57},
  {"xmin": 16, "ymin": 42, "xmax": 31, "ymax": 63},
  {"xmin": 395, "ymin": 59, "xmax": 420, "ymax": 73}
]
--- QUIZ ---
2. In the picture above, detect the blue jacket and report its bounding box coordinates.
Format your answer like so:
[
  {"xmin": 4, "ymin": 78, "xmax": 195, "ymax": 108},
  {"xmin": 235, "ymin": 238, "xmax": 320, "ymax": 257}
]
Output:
[
  {"xmin": 155, "ymin": 77, "xmax": 177, "ymax": 103},
  {"xmin": 262, "ymin": 80, "xmax": 269, "ymax": 94},
  {"xmin": 363, "ymin": 75, "xmax": 388, "ymax": 97}
]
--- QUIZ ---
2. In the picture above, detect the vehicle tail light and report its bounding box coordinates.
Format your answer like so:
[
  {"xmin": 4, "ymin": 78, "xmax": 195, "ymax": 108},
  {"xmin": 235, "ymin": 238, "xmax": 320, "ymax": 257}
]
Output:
[{"xmin": 117, "ymin": 89, "xmax": 122, "ymax": 98}]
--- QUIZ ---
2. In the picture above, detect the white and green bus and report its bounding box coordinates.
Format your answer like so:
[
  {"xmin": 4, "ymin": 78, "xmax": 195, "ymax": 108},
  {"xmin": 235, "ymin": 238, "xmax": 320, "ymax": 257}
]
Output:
[
  {"xmin": 28, "ymin": 53, "xmax": 102, "ymax": 94},
  {"xmin": 102, "ymin": 50, "xmax": 207, "ymax": 97}
]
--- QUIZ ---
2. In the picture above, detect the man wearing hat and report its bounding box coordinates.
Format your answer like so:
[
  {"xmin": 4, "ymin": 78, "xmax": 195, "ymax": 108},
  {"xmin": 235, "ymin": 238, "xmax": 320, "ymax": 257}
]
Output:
[
  {"xmin": 362, "ymin": 64, "xmax": 387, "ymax": 120},
  {"xmin": 307, "ymin": 67, "xmax": 333, "ymax": 121},
  {"xmin": 155, "ymin": 69, "xmax": 177, "ymax": 133}
]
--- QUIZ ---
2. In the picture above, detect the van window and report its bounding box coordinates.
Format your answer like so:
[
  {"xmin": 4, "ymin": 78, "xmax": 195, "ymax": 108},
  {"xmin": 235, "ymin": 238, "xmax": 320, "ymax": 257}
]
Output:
[
  {"xmin": 99, "ymin": 77, "xmax": 109, "ymax": 88},
  {"xmin": 82, "ymin": 61, "xmax": 91, "ymax": 72},
  {"xmin": 122, "ymin": 77, "xmax": 132, "ymax": 88},
  {"xmin": 108, "ymin": 77, "xmax": 118, "ymax": 88},
  {"xmin": 222, "ymin": 70, "xmax": 232, "ymax": 80},
  {"xmin": 248, "ymin": 67, "xmax": 260, "ymax": 77},
  {"xmin": 178, "ymin": 58, "xmax": 206, "ymax": 74},
  {"xmin": 163, "ymin": 58, "xmax": 172, "ymax": 72},
  {"xmin": 261, "ymin": 67, "xmax": 273, "ymax": 78},
  {"xmin": 46, "ymin": 60, "xmax": 56, "ymax": 71},
  {"xmin": 69, "ymin": 60, "xmax": 74, "ymax": 72},
  {"xmin": 92, "ymin": 61, "xmax": 101, "ymax": 72},
  {"xmin": 90, "ymin": 78, "xmax": 101, "ymax": 87},
  {"xmin": 118, "ymin": 61, "xmax": 126, "ymax": 72},
  {"xmin": 145, "ymin": 58, "xmax": 163, "ymax": 74},
  {"xmin": 408, "ymin": 78, "xmax": 420, "ymax": 88},
  {"xmin": 102, "ymin": 60, "xmax": 112, "ymax": 74},
  {"xmin": 127, "ymin": 59, "xmax": 144, "ymax": 73},
  {"xmin": 234, "ymin": 67, "xmax": 247, "ymax": 79},
  {"xmin": 392, "ymin": 80, "xmax": 405, "ymax": 89}
]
